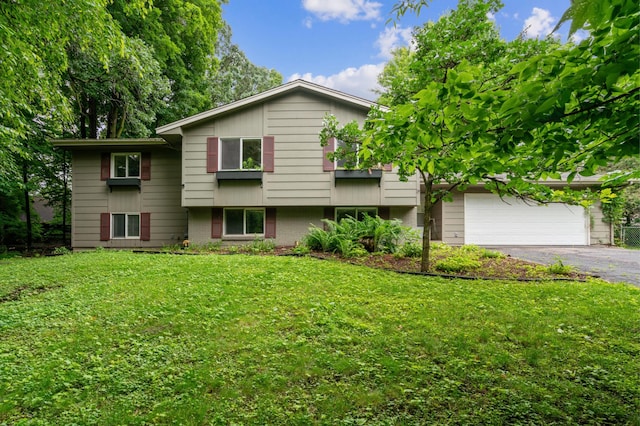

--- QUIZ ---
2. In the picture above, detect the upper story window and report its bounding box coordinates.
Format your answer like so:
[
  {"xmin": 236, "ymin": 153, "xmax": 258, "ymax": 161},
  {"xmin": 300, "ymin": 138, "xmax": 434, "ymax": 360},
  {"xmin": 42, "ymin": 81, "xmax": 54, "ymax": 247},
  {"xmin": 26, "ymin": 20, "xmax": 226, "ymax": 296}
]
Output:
[
  {"xmin": 221, "ymin": 138, "xmax": 262, "ymax": 170},
  {"xmin": 112, "ymin": 153, "xmax": 140, "ymax": 178},
  {"xmin": 336, "ymin": 139, "xmax": 358, "ymax": 169}
]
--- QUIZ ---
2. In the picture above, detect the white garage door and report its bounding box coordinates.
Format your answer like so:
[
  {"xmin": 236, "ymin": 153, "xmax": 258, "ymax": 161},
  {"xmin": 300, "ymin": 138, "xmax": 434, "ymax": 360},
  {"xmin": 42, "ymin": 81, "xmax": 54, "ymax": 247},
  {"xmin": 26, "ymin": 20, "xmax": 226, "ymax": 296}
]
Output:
[{"xmin": 464, "ymin": 193, "xmax": 589, "ymax": 245}]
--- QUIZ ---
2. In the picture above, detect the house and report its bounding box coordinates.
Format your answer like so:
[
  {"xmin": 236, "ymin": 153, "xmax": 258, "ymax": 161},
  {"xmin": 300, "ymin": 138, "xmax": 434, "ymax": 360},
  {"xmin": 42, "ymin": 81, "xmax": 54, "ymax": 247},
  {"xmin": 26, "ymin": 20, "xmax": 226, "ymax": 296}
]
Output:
[
  {"xmin": 53, "ymin": 80, "xmax": 419, "ymax": 249},
  {"xmin": 53, "ymin": 80, "xmax": 612, "ymax": 249}
]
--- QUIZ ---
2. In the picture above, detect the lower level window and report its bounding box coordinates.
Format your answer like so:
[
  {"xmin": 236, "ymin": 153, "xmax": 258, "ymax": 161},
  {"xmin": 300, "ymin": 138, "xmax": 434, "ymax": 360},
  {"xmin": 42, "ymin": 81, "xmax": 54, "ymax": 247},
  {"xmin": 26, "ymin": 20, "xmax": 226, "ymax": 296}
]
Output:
[
  {"xmin": 225, "ymin": 208, "xmax": 264, "ymax": 235},
  {"xmin": 112, "ymin": 213, "xmax": 140, "ymax": 238},
  {"xmin": 336, "ymin": 207, "xmax": 378, "ymax": 222}
]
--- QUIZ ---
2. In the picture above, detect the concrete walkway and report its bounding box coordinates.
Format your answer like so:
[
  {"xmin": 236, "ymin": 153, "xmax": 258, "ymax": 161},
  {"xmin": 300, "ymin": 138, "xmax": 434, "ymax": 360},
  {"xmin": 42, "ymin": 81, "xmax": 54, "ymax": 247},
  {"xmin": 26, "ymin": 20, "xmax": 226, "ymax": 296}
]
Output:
[{"xmin": 487, "ymin": 246, "xmax": 640, "ymax": 287}]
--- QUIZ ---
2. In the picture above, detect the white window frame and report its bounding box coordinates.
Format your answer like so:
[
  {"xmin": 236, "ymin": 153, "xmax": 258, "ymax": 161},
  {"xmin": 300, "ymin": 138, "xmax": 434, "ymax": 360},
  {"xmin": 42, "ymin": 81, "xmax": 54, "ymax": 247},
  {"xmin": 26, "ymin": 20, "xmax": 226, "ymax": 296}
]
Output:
[
  {"xmin": 219, "ymin": 137, "xmax": 263, "ymax": 171},
  {"xmin": 335, "ymin": 139, "xmax": 359, "ymax": 169},
  {"xmin": 111, "ymin": 213, "xmax": 140, "ymax": 239},
  {"xmin": 335, "ymin": 207, "xmax": 378, "ymax": 222},
  {"xmin": 111, "ymin": 152, "xmax": 141, "ymax": 178},
  {"xmin": 223, "ymin": 208, "xmax": 265, "ymax": 236}
]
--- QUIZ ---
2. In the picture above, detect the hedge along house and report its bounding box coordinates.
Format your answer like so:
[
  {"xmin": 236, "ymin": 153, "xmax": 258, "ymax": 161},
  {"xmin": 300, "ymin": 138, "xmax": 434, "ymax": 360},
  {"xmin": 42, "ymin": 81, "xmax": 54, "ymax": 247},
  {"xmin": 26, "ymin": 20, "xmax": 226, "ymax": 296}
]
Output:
[{"xmin": 53, "ymin": 80, "xmax": 420, "ymax": 249}]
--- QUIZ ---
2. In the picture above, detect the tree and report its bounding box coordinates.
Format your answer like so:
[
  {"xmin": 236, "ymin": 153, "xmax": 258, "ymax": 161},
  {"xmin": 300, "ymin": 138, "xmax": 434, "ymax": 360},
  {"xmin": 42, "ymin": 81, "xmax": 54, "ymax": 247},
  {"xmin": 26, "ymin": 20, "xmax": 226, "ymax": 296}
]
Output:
[
  {"xmin": 209, "ymin": 23, "xmax": 283, "ymax": 106},
  {"xmin": 322, "ymin": 1, "xmax": 558, "ymax": 271},
  {"xmin": 0, "ymin": 0, "xmax": 125, "ymax": 184}
]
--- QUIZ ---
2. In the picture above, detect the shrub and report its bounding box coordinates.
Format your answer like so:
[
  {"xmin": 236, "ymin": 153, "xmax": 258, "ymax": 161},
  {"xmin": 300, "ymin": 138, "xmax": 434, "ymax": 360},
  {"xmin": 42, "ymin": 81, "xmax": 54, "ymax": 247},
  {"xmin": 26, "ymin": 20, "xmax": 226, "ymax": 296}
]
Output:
[
  {"xmin": 52, "ymin": 246, "xmax": 72, "ymax": 256},
  {"xmin": 396, "ymin": 241, "xmax": 422, "ymax": 258},
  {"xmin": 304, "ymin": 226, "xmax": 336, "ymax": 252},
  {"xmin": 302, "ymin": 216, "xmax": 414, "ymax": 255},
  {"xmin": 481, "ymin": 249, "xmax": 506, "ymax": 259},
  {"xmin": 435, "ymin": 256, "xmax": 481, "ymax": 273},
  {"xmin": 547, "ymin": 258, "xmax": 574, "ymax": 275},
  {"xmin": 244, "ymin": 238, "xmax": 276, "ymax": 253}
]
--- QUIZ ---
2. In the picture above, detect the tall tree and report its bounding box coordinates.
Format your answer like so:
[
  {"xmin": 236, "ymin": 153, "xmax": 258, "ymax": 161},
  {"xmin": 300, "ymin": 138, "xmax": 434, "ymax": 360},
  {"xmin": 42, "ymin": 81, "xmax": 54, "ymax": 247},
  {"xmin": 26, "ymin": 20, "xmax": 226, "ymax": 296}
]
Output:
[
  {"xmin": 0, "ymin": 0, "xmax": 124, "ymax": 183},
  {"xmin": 209, "ymin": 23, "xmax": 283, "ymax": 106},
  {"xmin": 323, "ymin": 0, "xmax": 558, "ymax": 271}
]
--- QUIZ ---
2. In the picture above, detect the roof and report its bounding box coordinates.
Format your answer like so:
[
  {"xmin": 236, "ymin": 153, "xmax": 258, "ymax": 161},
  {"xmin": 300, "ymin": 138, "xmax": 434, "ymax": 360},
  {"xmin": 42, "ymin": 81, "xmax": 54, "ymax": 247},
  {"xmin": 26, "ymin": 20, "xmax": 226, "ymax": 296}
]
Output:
[
  {"xmin": 51, "ymin": 138, "xmax": 172, "ymax": 149},
  {"xmin": 155, "ymin": 79, "xmax": 385, "ymax": 136}
]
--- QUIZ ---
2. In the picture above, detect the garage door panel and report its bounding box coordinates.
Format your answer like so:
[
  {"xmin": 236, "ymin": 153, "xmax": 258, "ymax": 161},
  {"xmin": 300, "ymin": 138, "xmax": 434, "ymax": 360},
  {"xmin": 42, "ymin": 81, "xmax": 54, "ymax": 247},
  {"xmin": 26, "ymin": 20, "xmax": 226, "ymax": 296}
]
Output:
[{"xmin": 464, "ymin": 194, "xmax": 588, "ymax": 245}]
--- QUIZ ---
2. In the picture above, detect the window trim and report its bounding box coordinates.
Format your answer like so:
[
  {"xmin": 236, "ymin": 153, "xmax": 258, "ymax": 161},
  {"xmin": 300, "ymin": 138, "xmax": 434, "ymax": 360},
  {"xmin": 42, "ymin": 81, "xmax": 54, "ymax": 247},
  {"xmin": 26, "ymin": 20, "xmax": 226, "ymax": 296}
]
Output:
[
  {"xmin": 111, "ymin": 213, "xmax": 141, "ymax": 239},
  {"xmin": 223, "ymin": 208, "xmax": 265, "ymax": 237},
  {"xmin": 335, "ymin": 207, "xmax": 378, "ymax": 222},
  {"xmin": 111, "ymin": 152, "xmax": 141, "ymax": 178},
  {"xmin": 219, "ymin": 137, "xmax": 263, "ymax": 171}
]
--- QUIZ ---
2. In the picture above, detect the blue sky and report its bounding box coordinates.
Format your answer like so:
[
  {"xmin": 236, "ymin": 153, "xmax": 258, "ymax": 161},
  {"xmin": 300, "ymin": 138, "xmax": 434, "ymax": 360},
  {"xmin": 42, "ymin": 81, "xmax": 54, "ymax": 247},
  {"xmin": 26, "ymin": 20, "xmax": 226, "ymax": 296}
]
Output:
[{"xmin": 223, "ymin": 0, "xmax": 573, "ymax": 100}]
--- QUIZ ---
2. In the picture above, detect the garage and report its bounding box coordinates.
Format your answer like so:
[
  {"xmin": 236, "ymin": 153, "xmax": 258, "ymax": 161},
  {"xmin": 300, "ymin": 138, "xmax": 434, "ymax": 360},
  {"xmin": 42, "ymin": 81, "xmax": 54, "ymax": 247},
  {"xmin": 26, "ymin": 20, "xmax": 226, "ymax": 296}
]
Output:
[{"xmin": 464, "ymin": 193, "xmax": 589, "ymax": 245}]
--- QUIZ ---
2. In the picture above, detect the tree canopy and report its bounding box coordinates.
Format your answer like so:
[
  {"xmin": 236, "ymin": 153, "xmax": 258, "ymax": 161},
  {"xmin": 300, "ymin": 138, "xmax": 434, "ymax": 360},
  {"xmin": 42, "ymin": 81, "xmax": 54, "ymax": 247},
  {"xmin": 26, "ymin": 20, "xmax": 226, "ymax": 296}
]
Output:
[{"xmin": 322, "ymin": 0, "xmax": 639, "ymax": 271}]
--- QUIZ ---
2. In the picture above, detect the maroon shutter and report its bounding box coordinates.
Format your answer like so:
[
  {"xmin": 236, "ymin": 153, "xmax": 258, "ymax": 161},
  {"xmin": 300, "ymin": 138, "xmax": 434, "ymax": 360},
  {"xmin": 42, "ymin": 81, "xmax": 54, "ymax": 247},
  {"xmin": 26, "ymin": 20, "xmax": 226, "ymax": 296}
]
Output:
[
  {"xmin": 265, "ymin": 208, "xmax": 276, "ymax": 238},
  {"xmin": 263, "ymin": 136, "xmax": 274, "ymax": 172},
  {"xmin": 100, "ymin": 153, "xmax": 110, "ymax": 180},
  {"xmin": 383, "ymin": 163, "xmax": 392, "ymax": 171},
  {"xmin": 378, "ymin": 207, "xmax": 390, "ymax": 220},
  {"xmin": 211, "ymin": 208, "xmax": 223, "ymax": 238},
  {"xmin": 141, "ymin": 152, "xmax": 151, "ymax": 180},
  {"xmin": 100, "ymin": 213, "xmax": 110, "ymax": 241},
  {"xmin": 207, "ymin": 137, "xmax": 219, "ymax": 173},
  {"xmin": 323, "ymin": 137, "xmax": 335, "ymax": 171},
  {"xmin": 140, "ymin": 212, "xmax": 151, "ymax": 241}
]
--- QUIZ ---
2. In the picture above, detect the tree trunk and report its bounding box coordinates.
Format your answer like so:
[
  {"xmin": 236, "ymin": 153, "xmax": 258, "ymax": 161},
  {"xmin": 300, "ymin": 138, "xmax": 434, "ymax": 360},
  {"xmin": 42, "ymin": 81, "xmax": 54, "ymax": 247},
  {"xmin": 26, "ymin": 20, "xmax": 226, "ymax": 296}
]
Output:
[
  {"xmin": 88, "ymin": 97, "xmax": 98, "ymax": 139},
  {"xmin": 420, "ymin": 174, "xmax": 433, "ymax": 272},
  {"xmin": 107, "ymin": 103, "xmax": 119, "ymax": 138},
  {"xmin": 22, "ymin": 161, "xmax": 32, "ymax": 251}
]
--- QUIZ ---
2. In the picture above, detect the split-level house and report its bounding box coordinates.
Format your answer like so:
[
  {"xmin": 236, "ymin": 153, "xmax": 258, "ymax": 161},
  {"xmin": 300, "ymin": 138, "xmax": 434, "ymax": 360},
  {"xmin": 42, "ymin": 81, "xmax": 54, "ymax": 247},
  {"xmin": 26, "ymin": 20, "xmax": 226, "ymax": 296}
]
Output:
[{"xmin": 53, "ymin": 80, "xmax": 612, "ymax": 249}]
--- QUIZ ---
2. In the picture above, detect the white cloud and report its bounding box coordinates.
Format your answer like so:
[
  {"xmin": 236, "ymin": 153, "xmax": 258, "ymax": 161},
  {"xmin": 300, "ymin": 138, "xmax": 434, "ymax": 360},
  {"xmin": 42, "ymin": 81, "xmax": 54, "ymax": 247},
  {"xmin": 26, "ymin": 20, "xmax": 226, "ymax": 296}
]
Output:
[
  {"xmin": 375, "ymin": 26, "xmax": 413, "ymax": 60},
  {"xmin": 302, "ymin": 0, "xmax": 382, "ymax": 23},
  {"xmin": 523, "ymin": 8, "xmax": 556, "ymax": 38},
  {"xmin": 303, "ymin": 17, "xmax": 313, "ymax": 29},
  {"xmin": 570, "ymin": 29, "xmax": 589, "ymax": 43},
  {"xmin": 289, "ymin": 63, "xmax": 385, "ymax": 101}
]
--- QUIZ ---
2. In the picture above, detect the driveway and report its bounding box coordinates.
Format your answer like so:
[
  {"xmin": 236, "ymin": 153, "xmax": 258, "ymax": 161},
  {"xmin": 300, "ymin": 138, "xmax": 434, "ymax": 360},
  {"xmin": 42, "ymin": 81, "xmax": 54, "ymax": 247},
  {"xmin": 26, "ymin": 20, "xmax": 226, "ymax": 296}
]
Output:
[{"xmin": 486, "ymin": 246, "xmax": 640, "ymax": 287}]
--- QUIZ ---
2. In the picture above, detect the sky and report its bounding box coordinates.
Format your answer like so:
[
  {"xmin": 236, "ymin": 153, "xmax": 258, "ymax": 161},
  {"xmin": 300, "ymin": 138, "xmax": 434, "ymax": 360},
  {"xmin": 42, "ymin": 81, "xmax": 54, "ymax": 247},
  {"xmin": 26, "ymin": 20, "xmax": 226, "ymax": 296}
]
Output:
[{"xmin": 223, "ymin": 0, "xmax": 574, "ymax": 101}]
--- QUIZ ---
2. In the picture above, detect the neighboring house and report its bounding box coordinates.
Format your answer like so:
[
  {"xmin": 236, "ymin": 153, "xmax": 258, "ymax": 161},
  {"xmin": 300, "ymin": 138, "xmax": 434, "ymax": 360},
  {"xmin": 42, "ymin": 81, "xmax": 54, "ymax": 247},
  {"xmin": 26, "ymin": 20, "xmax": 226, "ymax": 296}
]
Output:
[{"xmin": 53, "ymin": 80, "xmax": 612, "ymax": 248}]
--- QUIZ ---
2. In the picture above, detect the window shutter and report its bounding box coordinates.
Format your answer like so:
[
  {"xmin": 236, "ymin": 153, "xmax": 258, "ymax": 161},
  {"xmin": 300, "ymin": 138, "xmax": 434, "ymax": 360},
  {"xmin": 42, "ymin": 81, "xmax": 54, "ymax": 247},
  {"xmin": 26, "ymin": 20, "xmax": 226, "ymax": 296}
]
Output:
[
  {"xmin": 378, "ymin": 207, "xmax": 390, "ymax": 220},
  {"xmin": 100, "ymin": 213, "xmax": 110, "ymax": 241},
  {"xmin": 265, "ymin": 208, "xmax": 276, "ymax": 238},
  {"xmin": 263, "ymin": 136, "xmax": 274, "ymax": 172},
  {"xmin": 211, "ymin": 208, "xmax": 223, "ymax": 238},
  {"xmin": 383, "ymin": 163, "xmax": 392, "ymax": 171},
  {"xmin": 141, "ymin": 152, "xmax": 151, "ymax": 180},
  {"xmin": 207, "ymin": 137, "xmax": 219, "ymax": 173},
  {"xmin": 323, "ymin": 137, "xmax": 335, "ymax": 171},
  {"xmin": 140, "ymin": 212, "xmax": 151, "ymax": 241},
  {"xmin": 100, "ymin": 153, "xmax": 110, "ymax": 180}
]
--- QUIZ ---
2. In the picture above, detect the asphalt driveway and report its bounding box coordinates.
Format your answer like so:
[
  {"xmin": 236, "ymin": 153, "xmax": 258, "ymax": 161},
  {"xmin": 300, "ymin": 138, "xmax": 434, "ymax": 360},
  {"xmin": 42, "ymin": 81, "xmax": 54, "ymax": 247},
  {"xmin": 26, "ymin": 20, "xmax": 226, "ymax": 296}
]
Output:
[{"xmin": 487, "ymin": 246, "xmax": 640, "ymax": 287}]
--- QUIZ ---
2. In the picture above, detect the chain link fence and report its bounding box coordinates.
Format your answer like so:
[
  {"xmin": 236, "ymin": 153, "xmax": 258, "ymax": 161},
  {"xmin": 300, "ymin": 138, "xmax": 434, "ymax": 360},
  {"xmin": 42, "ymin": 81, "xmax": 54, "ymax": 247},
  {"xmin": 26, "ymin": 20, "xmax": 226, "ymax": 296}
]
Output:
[{"xmin": 621, "ymin": 226, "xmax": 640, "ymax": 247}]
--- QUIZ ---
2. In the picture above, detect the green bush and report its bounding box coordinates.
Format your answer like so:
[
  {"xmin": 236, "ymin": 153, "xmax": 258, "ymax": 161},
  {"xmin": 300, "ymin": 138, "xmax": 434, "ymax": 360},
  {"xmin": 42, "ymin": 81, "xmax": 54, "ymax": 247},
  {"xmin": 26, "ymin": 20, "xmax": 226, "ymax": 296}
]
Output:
[
  {"xmin": 302, "ymin": 216, "xmax": 414, "ymax": 255},
  {"xmin": 396, "ymin": 241, "xmax": 422, "ymax": 258},
  {"xmin": 547, "ymin": 258, "xmax": 574, "ymax": 275},
  {"xmin": 435, "ymin": 256, "xmax": 481, "ymax": 273},
  {"xmin": 244, "ymin": 238, "xmax": 276, "ymax": 253},
  {"xmin": 481, "ymin": 249, "xmax": 506, "ymax": 259}
]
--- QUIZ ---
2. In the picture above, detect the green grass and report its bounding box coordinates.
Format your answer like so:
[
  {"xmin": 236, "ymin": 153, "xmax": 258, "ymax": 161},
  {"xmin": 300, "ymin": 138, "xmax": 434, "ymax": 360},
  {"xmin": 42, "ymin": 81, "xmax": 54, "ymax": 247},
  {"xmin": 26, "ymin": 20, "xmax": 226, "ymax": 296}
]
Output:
[{"xmin": 0, "ymin": 251, "xmax": 639, "ymax": 425}]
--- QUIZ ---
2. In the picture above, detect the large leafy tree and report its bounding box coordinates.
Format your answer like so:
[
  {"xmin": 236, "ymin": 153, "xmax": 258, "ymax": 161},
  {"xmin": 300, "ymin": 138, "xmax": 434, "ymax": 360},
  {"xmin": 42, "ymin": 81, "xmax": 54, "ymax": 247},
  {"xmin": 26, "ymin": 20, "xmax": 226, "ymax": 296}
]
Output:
[
  {"xmin": 322, "ymin": 0, "xmax": 558, "ymax": 271},
  {"xmin": 209, "ymin": 23, "xmax": 283, "ymax": 107},
  {"xmin": 0, "ymin": 0, "xmax": 124, "ymax": 183}
]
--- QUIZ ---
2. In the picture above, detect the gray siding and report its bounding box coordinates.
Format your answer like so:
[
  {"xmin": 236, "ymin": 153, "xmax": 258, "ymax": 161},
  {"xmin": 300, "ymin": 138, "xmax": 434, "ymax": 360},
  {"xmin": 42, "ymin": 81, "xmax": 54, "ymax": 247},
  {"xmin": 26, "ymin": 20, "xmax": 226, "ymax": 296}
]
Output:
[
  {"xmin": 181, "ymin": 91, "xmax": 419, "ymax": 208},
  {"xmin": 187, "ymin": 206, "xmax": 418, "ymax": 247},
  {"xmin": 590, "ymin": 201, "xmax": 613, "ymax": 245},
  {"xmin": 71, "ymin": 149, "xmax": 186, "ymax": 248}
]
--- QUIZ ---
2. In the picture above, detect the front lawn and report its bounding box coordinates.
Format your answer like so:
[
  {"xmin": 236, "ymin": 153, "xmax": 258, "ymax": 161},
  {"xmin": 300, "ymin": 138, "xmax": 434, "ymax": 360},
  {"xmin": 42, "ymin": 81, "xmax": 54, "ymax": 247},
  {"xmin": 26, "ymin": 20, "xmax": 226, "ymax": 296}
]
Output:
[{"xmin": 0, "ymin": 251, "xmax": 638, "ymax": 424}]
